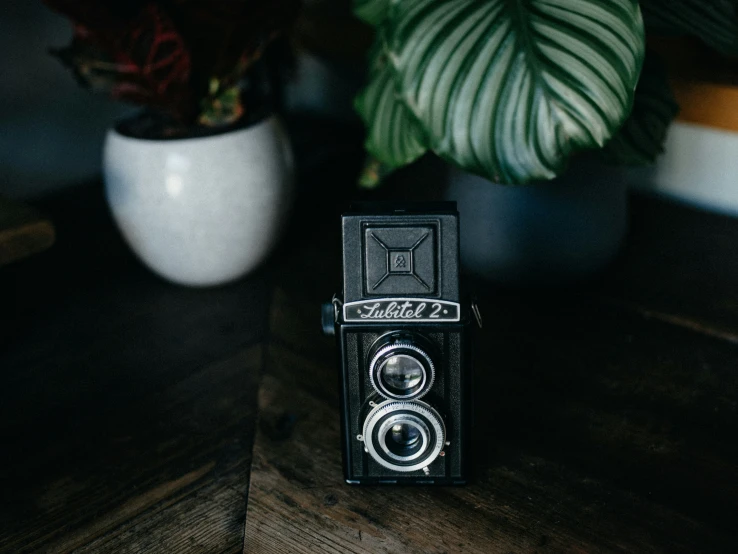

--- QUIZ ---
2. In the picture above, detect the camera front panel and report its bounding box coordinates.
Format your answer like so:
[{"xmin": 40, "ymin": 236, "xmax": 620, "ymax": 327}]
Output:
[
  {"xmin": 331, "ymin": 202, "xmax": 471, "ymax": 485},
  {"xmin": 338, "ymin": 321, "xmax": 470, "ymax": 484}
]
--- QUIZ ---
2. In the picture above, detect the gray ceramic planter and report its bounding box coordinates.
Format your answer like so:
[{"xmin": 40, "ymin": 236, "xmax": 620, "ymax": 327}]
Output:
[{"xmin": 444, "ymin": 161, "xmax": 628, "ymax": 286}]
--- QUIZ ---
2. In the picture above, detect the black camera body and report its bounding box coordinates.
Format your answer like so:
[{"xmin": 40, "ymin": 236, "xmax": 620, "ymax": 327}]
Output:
[{"xmin": 326, "ymin": 202, "xmax": 473, "ymax": 485}]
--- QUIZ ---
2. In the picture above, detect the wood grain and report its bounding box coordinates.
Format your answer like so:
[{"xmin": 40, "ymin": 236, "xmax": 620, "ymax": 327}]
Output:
[
  {"xmin": 0, "ymin": 186, "xmax": 271, "ymax": 554},
  {"xmin": 598, "ymin": 195, "xmax": 738, "ymax": 337},
  {"xmin": 672, "ymin": 81, "xmax": 738, "ymax": 133},
  {"xmin": 244, "ymin": 203, "xmax": 738, "ymax": 553},
  {"xmin": 0, "ymin": 195, "xmax": 54, "ymax": 266},
  {"xmin": 0, "ymin": 346, "xmax": 262, "ymax": 554}
]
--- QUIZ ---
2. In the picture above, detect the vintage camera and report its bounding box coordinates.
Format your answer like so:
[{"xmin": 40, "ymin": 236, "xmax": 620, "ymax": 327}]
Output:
[{"xmin": 323, "ymin": 202, "xmax": 475, "ymax": 485}]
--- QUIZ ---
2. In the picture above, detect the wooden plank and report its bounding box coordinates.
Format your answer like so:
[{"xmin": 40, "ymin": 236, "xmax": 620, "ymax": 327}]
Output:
[
  {"xmin": 597, "ymin": 195, "xmax": 738, "ymax": 337},
  {"xmin": 645, "ymin": 36, "xmax": 738, "ymax": 131},
  {"xmin": 245, "ymin": 221, "xmax": 738, "ymax": 553},
  {"xmin": 0, "ymin": 346, "xmax": 262, "ymax": 554},
  {"xmin": 0, "ymin": 185, "xmax": 272, "ymax": 553},
  {"xmin": 0, "ymin": 195, "xmax": 55, "ymax": 266},
  {"xmin": 671, "ymin": 80, "xmax": 738, "ymax": 133}
]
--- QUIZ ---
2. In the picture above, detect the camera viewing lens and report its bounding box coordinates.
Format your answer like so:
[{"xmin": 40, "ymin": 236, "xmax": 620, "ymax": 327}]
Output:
[
  {"xmin": 369, "ymin": 336, "xmax": 435, "ymax": 400},
  {"xmin": 380, "ymin": 355, "xmax": 424, "ymax": 392}
]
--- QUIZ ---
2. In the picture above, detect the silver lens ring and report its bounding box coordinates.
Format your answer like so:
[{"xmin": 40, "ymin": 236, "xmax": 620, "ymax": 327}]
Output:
[
  {"xmin": 362, "ymin": 400, "xmax": 446, "ymax": 472},
  {"xmin": 369, "ymin": 343, "xmax": 435, "ymax": 400}
]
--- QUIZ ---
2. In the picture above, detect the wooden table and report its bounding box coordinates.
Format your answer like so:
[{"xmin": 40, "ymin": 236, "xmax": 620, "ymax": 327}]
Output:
[
  {"xmin": 0, "ymin": 196, "xmax": 55, "ymax": 266},
  {"xmin": 0, "ymin": 185, "xmax": 270, "ymax": 553},
  {"xmin": 1, "ymin": 168, "xmax": 738, "ymax": 552}
]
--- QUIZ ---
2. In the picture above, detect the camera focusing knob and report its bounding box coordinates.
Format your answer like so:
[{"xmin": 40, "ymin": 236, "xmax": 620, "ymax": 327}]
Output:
[
  {"xmin": 321, "ymin": 295, "xmax": 344, "ymax": 336},
  {"xmin": 321, "ymin": 302, "xmax": 336, "ymax": 336}
]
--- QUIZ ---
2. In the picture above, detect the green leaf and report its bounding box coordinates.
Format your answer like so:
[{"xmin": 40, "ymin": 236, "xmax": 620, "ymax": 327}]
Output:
[
  {"xmin": 198, "ymin": 81, "xmax": 245, "ymax": 127},
  {"xmin": 355, "ymin": 53, "xmax": 428, "ymax": 173},
  {"xmin": 357, "ymin": 157, "xmax": 397, "ymax": 189},
  {"xmin": 353, "ymin": 0, "xmax": 391, "ymax": 27},
  {"xmin": 371, "ymin": 0, "xmax": 645, "ymax": 184},
  {"xmin": 640, "ymin": 0, "xmax": 738, "ymax": 55},
  {"xmin": 601, "ymin": 53, "xmax": 679, "ymax": 165}
]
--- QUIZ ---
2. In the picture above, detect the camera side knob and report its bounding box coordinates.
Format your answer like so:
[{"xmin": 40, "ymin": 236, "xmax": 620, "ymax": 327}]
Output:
[{"xmin": 321, "ymin": 302, "xmax": 336, "ymax": 336}]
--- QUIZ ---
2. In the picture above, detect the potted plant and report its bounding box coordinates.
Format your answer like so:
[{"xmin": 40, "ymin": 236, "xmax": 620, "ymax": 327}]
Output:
[
  {"xmin": 352, "ymin": 0, "xmax": 728, "ymax": 283},
  {"xmin": 45, "ymin": 0, "xmax": 301, "ymax": 286}
]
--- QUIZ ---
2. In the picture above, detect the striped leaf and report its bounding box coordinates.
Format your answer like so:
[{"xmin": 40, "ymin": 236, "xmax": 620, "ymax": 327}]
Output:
[
  {"xmin": 602, "ymin": 54, "xmax": 679, "ymax": 165},
  {"xmin": 640, "ymin": 0, "xmax": 738, "ymax": 55},
  {"xmin": 357, "ymin": 0, "xmax": 646, "ymax": 184},
  {"xmin": 355, "ymin": 47, "xmax": 428, "ymax": 176}
]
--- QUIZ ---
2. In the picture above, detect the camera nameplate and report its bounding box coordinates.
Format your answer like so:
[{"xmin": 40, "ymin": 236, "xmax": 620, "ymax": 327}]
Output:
[{"xmin": 343, "ymin": 298, "xmax": 461, "ymax": 323}]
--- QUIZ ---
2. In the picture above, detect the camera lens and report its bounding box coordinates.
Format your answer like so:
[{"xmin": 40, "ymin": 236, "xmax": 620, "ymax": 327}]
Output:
[
  {"xmin": 388, "ymin": 423, "xmax": 422, "ymax": 450},
  {"xmin": 362, "ymin": 400, "xmax": 446, "ymax": 472},
  {"xmin": 369, "ymin": 337, "xmax": 435, "ymax": 400},
  {"xmin": 383, "ymin": 419, "xmax": 425, "ymax": 459},
  {"xmin": 380, "ymin": 355, "xmax": 424, "ymax": 393}
]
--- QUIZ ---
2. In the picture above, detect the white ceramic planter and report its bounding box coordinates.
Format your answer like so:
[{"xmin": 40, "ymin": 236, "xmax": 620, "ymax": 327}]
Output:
[
  {"xmin": 629, "ymin": 121, "xmax": 738, "ymax": 216},
  {"xmin": 103, "ymin": 116, "xmax": 294, "ymax": 286},
  {"xmin": 444, "ymin": 160, "xmax": 628, "ymax": 285}
]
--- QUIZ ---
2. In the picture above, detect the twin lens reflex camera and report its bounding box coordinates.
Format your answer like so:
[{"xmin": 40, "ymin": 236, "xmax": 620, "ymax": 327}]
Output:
[{"xmin": 323, "ymin": 202, "xmax": 476, "ymax": 485}]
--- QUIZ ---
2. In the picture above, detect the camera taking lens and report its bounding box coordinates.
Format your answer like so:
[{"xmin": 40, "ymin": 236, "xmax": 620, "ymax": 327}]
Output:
[{"xmin": 362, "ymin": 400, "xmax": 445, "ymax": 472}]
